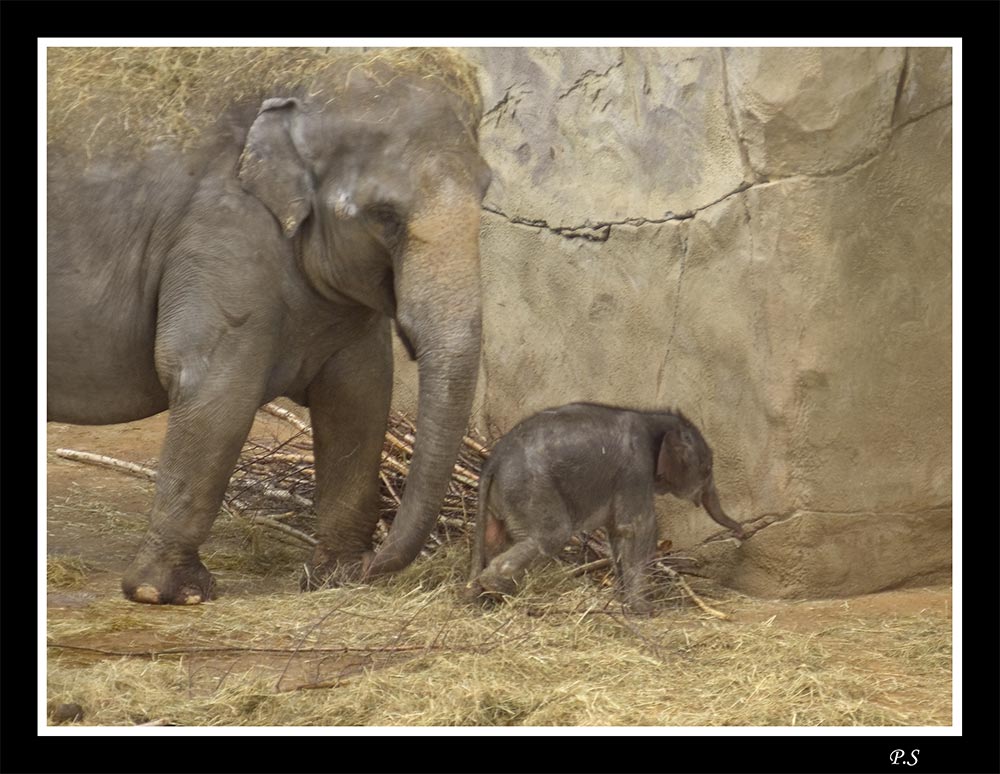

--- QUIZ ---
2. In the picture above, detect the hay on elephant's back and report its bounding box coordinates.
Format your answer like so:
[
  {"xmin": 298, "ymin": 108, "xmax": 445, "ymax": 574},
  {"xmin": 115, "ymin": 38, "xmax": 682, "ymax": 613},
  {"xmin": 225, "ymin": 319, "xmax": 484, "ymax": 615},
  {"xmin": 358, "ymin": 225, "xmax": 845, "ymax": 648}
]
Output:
[{"xmin": 47, "ymin": 46, "xmax": 483, "ymax": 150}]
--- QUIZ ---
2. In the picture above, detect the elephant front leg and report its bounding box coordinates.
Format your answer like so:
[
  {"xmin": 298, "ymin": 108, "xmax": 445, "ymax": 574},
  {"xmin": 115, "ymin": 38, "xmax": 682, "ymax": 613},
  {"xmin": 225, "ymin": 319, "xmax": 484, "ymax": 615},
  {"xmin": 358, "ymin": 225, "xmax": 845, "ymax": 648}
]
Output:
[
  {"xmin": 122, "ymin": 388, "xmax": 263, "ymax": 605},
  {"xmin": 302, "ymin": 323, "xmax": 393, "ymax": 589},
  {"xmin": 609, "ymin": 506, "xmax": 659, "ymax": 616}
]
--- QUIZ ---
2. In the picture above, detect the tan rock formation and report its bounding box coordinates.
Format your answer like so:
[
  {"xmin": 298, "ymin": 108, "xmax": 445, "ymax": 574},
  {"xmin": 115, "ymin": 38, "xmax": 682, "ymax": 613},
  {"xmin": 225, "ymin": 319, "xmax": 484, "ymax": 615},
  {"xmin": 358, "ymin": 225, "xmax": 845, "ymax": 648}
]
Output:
[{"xmin": 392, "ymin": 46, "xmax": 952, "ymax": 598}]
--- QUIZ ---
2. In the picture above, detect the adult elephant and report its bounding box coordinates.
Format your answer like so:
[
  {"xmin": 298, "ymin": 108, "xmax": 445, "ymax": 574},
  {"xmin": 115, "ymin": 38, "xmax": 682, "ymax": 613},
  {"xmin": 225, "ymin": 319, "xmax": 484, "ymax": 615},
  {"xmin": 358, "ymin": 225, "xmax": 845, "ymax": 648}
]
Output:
[{"xmin": 47, "ymin": 48, "xmax": 491, "ymax": 604}]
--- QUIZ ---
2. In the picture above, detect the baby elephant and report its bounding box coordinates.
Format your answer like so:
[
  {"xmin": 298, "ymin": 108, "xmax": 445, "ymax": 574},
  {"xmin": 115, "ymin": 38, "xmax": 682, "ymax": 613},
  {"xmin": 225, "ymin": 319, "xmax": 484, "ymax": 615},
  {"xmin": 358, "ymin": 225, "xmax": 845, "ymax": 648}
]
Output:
[{"xmin": 465, "ymin": 402, "xmax": 745, "ymax": 614}]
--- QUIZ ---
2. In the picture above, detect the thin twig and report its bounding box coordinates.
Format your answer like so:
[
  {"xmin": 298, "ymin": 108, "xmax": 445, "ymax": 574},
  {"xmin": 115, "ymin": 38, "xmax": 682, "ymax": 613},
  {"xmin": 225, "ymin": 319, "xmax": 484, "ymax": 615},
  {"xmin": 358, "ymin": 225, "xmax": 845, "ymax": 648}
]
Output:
[
  {"xmin": 228, "ymin": 477, "xmax": 313, "ymax": 510},
  {"xmin": 662, "ymin": 566, "xmax": 730, "ymax": 620},
  {"xmin": 56, "ymin": 448, "xmax": 312, "ymax": 510},
  {"xmin": 379, "ymin": 471, "xmax": 401, "ymax": 504},
  {"xmin": 224, "ymin": 504, "xmax": 317, "ymax": 546},
  {"xmin": 566, "ymin": 557, "xmax": 612, "ymax": 578}
]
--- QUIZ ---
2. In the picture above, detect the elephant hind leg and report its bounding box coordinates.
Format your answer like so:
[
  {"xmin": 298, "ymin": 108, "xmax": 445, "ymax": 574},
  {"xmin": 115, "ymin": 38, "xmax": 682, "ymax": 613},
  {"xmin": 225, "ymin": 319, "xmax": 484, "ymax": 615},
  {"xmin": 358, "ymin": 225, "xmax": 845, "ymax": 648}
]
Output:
[
  {"xmin": 463, "ymin": 511, "xmax": 511, "ymax": 604},
  {"xmin": 473, "ymin": 537, "xmax": 547, "ymax": 601}
]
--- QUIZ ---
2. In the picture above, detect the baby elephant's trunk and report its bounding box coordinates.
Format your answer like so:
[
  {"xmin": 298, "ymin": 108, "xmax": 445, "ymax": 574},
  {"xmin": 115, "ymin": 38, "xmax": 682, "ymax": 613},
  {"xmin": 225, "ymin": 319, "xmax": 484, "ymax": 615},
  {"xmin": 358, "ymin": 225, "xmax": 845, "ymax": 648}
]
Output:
[{"xmin": 701, "ymin": 477, "xmax": 745, "ymax": 539}]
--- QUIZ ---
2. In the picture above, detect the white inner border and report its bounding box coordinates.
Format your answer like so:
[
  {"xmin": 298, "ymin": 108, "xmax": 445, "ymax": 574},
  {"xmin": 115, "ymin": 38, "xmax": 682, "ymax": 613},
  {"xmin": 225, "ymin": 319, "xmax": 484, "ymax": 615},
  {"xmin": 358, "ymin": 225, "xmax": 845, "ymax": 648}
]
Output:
[{"xmin": 38, "ymin": 37, "xmax": 961, "ymax": 738}]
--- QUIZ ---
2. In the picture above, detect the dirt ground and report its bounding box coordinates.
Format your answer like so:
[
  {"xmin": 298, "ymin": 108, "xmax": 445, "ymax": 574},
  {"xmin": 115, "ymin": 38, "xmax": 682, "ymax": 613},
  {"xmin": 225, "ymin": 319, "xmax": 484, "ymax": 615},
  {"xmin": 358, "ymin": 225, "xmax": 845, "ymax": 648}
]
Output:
[{"xmin": 44, "ymin": 412, "xmax": 953, "ymax": 727}]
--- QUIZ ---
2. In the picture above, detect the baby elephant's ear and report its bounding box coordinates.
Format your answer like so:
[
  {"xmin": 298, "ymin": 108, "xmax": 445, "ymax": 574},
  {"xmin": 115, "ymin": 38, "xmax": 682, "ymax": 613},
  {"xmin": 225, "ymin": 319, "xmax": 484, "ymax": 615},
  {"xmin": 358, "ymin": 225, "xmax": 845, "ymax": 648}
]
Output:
[
  {"xmin": 238, "ymin": 97, "xmax": 313, "ymax": 238},
  {"xmin": 656, "ymin": 426, "xmax": 694, "ymax": 485}
]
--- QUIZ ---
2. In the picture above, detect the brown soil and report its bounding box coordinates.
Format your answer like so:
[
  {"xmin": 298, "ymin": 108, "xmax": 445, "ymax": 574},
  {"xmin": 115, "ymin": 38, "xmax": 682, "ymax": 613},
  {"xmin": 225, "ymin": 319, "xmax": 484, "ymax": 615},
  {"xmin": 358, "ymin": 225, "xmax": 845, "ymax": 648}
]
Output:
[{"xmin": 45, "ymin": 413, "xmax": 952, "ymax": 727}]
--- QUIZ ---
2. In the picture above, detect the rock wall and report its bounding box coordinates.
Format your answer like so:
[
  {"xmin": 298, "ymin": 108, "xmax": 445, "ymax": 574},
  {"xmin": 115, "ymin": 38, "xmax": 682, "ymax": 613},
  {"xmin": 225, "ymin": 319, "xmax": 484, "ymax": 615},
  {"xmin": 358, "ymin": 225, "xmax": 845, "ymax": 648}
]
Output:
[{"xmin": 392, "ymin": 47, "xmax": 952, "ymax": 598}]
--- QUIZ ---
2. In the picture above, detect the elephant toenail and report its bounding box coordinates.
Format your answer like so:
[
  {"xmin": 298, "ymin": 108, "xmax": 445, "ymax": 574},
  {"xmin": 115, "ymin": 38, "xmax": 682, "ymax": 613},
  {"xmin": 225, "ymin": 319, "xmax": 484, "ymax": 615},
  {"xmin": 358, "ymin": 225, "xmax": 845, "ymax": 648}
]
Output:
[{"xmin": 133, "ymin": 585, "xmax": 161, "ymax": 604}]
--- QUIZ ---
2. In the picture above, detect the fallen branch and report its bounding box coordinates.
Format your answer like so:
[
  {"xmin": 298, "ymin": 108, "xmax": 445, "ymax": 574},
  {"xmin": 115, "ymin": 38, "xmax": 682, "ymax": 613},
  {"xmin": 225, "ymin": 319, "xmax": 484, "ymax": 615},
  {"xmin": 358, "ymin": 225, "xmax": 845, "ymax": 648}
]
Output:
[
  {"xmin": 567, "ymin": 557, "xmax": 611, "ymax": 578},
  {"xmin": 224, "ymin": 504, "xmax": 318, "ymax": 547},
  {"xmin": 379, "ymin": 471, "xmax": 400, "ymax": 504},
  {"xmin": 381, "ymin": 451, "xmax": 410, "ymax": 478},
  {"xmin": 56, "ymin": 410, "xmax": 503, "ymax": 572},
  {"xmin": 259, "ymin": 403, "xmax": 312, "ymax": 434},
  {"xmin": 229, "ymin": 478, "xmax": 312, "ymax": 510},
  {"xmin": 59, "ymin": 448, "xmax": 314, "ymax": 511},
  {"xmin": 247, "ymin": 451, "xmax": 315, "ymax": 466},
  {"xmin": 662, "ymin": 566, "xmax": 730, "ymax": 620},
  {"xmin": 462, "ymin": 435, "xmax": 491, "ymax": 458},
  {"xmin": 57, "ymin": 448, "xmax": 315, "ymax": 545},
  {"xmin": 566, "ymin": 556, "xmax": 729, "ymax": 619},
  {"xmin": 55, "ymin": 449, "xmax": 156, "ymax": 480}
]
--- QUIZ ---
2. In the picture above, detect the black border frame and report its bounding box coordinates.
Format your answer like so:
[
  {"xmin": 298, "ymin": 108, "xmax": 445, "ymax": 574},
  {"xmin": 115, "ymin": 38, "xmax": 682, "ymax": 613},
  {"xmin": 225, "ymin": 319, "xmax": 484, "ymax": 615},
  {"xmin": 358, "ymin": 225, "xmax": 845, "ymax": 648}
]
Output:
[{"xmin": 5, "ymin": 2, "xmax": 997, "ymax": 772}]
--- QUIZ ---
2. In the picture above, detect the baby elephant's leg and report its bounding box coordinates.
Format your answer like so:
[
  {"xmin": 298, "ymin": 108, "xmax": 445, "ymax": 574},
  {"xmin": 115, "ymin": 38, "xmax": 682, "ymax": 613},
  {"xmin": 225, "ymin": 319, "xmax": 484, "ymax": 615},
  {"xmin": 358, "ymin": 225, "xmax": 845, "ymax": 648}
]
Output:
[
  {"xmin": 464, "ymin": 511, "xmax": 513, "ymax": 603},
  {"xmin": 476, "ymin": 537, "xmax": 546, "ymax": 599},
  {"xmin": 476, "ymin": 505, "xmax": 573, "ymax": 600},
  {"xmin": 609, "ymin": 507, "xmax": 659, "ymax": 615}
]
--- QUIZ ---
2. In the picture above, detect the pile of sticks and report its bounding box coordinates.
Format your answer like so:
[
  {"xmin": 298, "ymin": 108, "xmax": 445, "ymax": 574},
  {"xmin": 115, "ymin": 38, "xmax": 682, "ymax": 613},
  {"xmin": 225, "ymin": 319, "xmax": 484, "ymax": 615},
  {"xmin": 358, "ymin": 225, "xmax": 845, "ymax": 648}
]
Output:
[
  {"xmin": 55, "ymin": 404, "xmax": 492, "ymax": 557},
  {"xmin": 226, "ymin": 404, "xmax": 491, "ymax": 556}
]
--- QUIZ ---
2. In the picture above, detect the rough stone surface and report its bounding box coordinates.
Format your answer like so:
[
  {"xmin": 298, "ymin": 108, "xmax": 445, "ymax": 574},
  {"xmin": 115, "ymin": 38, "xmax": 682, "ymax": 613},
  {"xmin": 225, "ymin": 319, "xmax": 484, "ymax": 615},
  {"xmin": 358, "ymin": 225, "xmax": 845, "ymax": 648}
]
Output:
[
  {"xmin": 893, "ymin": 48, "xmax": 953, "ymax": 127},
  {"xmin": 388, "ymin": 47, "xmax": 952, "ymax": 599},
  {"xmin": 725, "ymin": 47, "xmax": 906, "ymax": 178},
  {"xmin": 468, "ymin": 47, "xmax": 746, "ymax": 227},
  {"xmin": 688, "ymin": 508, "xmax": 952, "ymax": 599}
]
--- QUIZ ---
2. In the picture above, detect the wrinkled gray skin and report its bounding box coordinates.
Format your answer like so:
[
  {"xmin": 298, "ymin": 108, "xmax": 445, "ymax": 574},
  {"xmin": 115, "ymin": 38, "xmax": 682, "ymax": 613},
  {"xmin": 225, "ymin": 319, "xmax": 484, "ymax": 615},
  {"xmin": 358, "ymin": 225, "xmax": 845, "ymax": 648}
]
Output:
[
  {"xmin": 47, "ymin": 62, "xmax": 491, "ymax": 604},
  {"xmin": 465, "ymin": 403, "xmax": 745, "ymax": 614}
]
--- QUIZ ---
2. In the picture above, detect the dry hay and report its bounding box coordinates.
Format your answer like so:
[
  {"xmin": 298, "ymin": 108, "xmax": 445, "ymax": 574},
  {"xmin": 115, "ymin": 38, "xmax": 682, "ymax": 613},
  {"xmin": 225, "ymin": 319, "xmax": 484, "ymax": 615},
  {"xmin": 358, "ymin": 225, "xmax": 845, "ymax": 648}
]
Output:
[
  {"xmin": 47, "ymin": 46, "xmax": 482, "ymax": 151},
  {"xmin": 47, "ymin": 547, "xmax": 952, "ymax": 726},
  {"xmin": 47, "ymin": 405, "xmax": 952, "ymax": 727},
  {"xmin": 47, "ymin": 556, "xmax": 95, "ymax": 590}
]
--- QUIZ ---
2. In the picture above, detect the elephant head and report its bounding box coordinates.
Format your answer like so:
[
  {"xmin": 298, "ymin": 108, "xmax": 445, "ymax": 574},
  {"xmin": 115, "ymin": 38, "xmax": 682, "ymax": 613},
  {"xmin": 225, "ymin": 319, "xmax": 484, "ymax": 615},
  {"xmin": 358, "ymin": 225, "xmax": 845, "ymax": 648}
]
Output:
[
  {"xmin": 236, "ymin": 50, "xmax": 491, "ymax": 575},
  {"xmin": 655, "ymin": 413, "xmax": 746, "ymax": 539}
]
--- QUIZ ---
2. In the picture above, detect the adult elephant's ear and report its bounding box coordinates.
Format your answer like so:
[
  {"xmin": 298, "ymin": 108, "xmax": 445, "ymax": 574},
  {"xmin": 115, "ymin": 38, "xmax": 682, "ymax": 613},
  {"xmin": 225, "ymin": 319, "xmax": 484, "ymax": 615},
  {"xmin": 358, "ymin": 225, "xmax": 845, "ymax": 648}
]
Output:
[{"xmin": 237, "ymin": 98, "xmax": 313, "ymax": 238}]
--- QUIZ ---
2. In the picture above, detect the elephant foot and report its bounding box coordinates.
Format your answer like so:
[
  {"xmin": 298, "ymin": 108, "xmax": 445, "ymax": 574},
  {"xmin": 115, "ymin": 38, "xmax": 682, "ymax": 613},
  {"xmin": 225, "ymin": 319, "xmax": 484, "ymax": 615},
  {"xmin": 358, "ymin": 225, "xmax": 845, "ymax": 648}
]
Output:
[
  {"xmin": 461, "ymin": 571, "xmax": 517, "ymax": 609},
  {"xmin": 625, "ymin": 595, "xmax": 656, "ymax": 617},
  {"xmin": 461, "ymin": 579, "xmax": 505, "ymax": 610},
  {"xmin": 461, "ymin": 579, "xmax": 486, "ymax": 604},
  {"xmin": 122, "ymin": 554, "xmax": 215, "ymax": 605},
  {"xmin": 301, "ymin": 548, "xmax": 375, "ymax": 591}
]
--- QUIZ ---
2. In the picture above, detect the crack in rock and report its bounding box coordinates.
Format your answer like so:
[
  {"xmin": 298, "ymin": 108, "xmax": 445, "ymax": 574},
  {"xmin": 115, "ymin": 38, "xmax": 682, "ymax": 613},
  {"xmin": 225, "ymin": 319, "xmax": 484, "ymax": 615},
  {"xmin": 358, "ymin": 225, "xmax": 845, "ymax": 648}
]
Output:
[
  {"xmin": 655, "ymin": 225, "xmax": 688, "ymax": 397},
  {"xmin": 719, "ymin": 47, "xmax": 755, "ymax": 184},
  {"xmin": 557, "ymin": 59, "xmax": 624, "ymax": 101},
  {"xmin": 483, "ymin": 181, "xmax": 753, "ymax": 241},
  {"xmin": 892, "ymin": 100, "xmax": 951, "ymax": 132},
  {"xmin": 890, "ymin": 47, "xmax": 911, "ymax": 128},
  {"xmin": 481, "ymin": 84, "xmax": 531, "ymax": 128},
  {"xmin": 482, "ymin": 97, "xmax": 947, "ymax": 241}
]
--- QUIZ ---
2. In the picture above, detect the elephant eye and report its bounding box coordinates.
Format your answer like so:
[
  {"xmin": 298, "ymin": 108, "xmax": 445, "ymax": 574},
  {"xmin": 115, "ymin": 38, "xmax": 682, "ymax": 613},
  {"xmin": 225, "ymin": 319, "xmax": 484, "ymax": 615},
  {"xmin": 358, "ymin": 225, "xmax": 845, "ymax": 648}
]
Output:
[{"xmin": 365, "ymin": 204, "xmax": 401, "ymax": 229}]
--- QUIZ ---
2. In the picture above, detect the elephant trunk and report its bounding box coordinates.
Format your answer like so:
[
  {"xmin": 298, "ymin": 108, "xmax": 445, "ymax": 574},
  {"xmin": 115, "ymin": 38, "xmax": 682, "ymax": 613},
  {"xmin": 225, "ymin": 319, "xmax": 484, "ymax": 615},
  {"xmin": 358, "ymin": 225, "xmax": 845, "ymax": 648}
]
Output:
[
  {"xmin": 365, "ymin": 189, "xmax": 482, "ymax": 577},
  {"xmin": 701, "ymin": 477, "xmax": 746, "ymax": 539}
]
